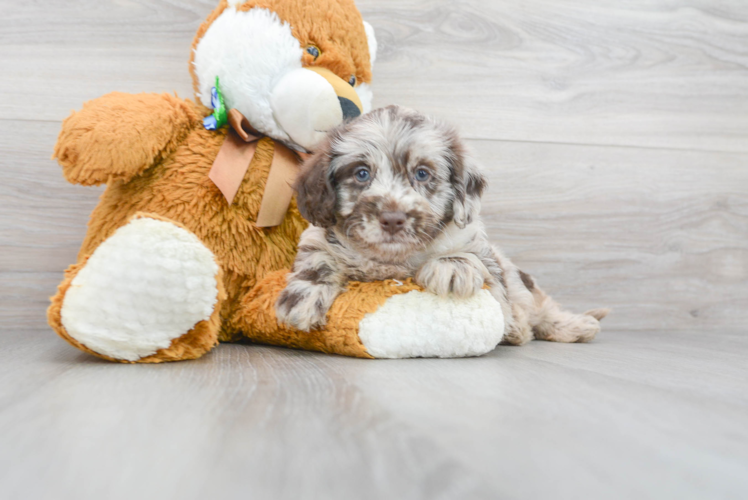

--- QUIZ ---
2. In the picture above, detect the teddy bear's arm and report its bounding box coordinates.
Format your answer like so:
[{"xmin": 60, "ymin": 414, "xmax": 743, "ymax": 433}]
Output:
[{"xmin": 54, "ymin": 92, "xmax": 201, "ymax": 186}]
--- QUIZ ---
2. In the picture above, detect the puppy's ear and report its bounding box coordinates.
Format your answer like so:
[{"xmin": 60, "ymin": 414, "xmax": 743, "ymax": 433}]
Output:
[
  {"xmin": 294, "ymin": 147, "xmax": 337, "ymax": 228},
  {"xmin": 448, "ymin": 133, "xmax": 487, "ymax": 229}
]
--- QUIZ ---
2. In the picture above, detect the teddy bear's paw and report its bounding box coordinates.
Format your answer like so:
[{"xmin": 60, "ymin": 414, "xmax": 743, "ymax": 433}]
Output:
[
  {"xmin": 60, "ymin": 216, "xmax": 220, "ymax": 362},
  {"xmin": 358, "ymin": 289, "xmax": 505, "ymax": 358}
]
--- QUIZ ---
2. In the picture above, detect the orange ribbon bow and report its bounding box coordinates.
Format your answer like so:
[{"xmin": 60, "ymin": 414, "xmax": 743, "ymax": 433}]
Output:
[{"xmin": 209, "ymin": 108, "xmax": 309, "ymax": 227}]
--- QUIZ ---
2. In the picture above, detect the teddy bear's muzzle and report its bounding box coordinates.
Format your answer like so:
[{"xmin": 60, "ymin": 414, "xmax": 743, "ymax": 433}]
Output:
[{"xmin": 270, "ymin": 66, "xmax": 364, "ymax": 151}]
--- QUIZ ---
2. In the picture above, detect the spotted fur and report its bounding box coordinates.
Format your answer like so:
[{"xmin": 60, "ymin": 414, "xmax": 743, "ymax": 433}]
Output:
[{"xmin": 276, "ymin": 106, "xmax": 608, "ymax": 343}]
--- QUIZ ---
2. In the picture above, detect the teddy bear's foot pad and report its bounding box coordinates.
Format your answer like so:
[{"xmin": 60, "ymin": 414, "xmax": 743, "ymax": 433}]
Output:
[
  {"xmin": 358, "ymin": 289, "xmax": 505, "ymax": 359},
  {"xmin": 60, "ymin": 217, "xmax": 220, "ymax": 361}
]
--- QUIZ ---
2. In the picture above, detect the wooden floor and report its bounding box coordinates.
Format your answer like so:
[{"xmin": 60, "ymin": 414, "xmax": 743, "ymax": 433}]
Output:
[{"xmin": 1, "ymin": 1, "xmax": 747, "ymax": 499}]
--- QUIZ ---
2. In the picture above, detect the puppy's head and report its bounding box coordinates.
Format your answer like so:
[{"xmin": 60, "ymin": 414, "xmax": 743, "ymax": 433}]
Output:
[{"xmin": 295, "ymin": 105, "xmax": 486, "ymax": 259}]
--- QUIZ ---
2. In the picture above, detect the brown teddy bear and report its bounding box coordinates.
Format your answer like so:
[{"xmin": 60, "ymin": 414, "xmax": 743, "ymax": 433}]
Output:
[{"xmin": 48, "ymin": 0, "xmax": 507, "ymax": 363}]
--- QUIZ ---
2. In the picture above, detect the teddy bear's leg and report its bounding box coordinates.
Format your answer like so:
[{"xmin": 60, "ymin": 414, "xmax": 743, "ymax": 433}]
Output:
[
  {"xmin": 48, "ymin": 214, "xmax": 225, "ymax": 363},
  {"xmin": 233, "ymin": 271, "xmax": 506, "ymax": 359}
]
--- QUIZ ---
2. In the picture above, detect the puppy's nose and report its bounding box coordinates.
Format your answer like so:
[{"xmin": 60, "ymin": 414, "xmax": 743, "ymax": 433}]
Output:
[{"xmin": 379, "ymin": 211, "xmax": 407, "ymax": 234}]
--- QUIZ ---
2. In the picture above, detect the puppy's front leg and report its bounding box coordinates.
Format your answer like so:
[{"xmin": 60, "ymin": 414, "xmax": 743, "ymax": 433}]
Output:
[
  {"xmin": 415, "ymin": 254, "xmax": 489, "ymax": 298},
  {"xmin": 275, "ymin": 248, "xmax": 344, "ymax": 332}
]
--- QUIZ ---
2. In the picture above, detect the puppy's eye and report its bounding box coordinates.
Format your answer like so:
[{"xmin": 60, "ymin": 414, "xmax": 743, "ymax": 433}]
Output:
[
  {"xmin": 306, "ymin": 45, "xmax": 320, "ymax": 60},
  {"xmin": 348, "ymin": 75, "xmax": 357, "ymax": 87},
  {"xmin": 354, "ymin": 166, "xmax": 371, "ymax": 182},
  {"xmin": 415, "ymin": 168, "xmax": 431, "ymax": 182}
]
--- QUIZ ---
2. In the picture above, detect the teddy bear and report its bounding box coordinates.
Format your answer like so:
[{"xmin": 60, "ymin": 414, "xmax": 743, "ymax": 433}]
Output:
[{"xmin": 47, "ymin": 0, "xmax": 506, "ymax": 363}]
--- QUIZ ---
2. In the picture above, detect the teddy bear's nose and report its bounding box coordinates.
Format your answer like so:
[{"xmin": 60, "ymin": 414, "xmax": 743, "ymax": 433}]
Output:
[
  {"xmin": 270, "ymin": 66, "xmax": 365, "ymax": 150},
  {"xmin": 339, "ymin": 97, "xmax": 361, "ymax": 120}
]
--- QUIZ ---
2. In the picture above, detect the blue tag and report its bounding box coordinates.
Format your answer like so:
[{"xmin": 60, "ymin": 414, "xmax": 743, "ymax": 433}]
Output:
[
  {"xmin": 210, "ymin": 86, "xmax": 220, "ymax": 110},
  {"xmin": 203, "ymin": 115, "xmax": 218, "ymax": 131},
  {"xmin": 203, "ymin": 77, "xmax": 228, "ymax": 131}
]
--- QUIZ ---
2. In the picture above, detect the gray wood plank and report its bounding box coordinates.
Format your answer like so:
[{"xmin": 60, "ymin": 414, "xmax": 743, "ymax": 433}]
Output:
[
  {"xmin": 0, "ymin": 332, "xmax": 746, "ymax": 500},
  {"xmin": 0, "ymin": 332, "xmax": 498, "ymax": 500},
  {"xmin": 1, "ymin": 0, "xmax": 748, "ymax": 151},
  {"xmin": 324, "ymin": 332, "xmax": 748, "ymax": 500},
  {"xmin": 363, "ymin": 0, "xmax": 748, "ymax": 152},
  {"xmin": 468, "ymin": 139, "xmax": 748, "ymax": 333}
]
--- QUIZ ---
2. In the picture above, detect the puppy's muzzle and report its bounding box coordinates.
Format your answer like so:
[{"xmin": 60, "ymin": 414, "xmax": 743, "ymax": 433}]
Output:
[{"xmin": 379, "ymin": 211, "xmax": 407, "ymax": 234}]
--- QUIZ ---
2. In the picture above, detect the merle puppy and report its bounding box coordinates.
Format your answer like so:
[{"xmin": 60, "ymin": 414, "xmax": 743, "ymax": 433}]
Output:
[{"xmin": 276, "ymin": 105, "xmax": 608, "ymax": 345}]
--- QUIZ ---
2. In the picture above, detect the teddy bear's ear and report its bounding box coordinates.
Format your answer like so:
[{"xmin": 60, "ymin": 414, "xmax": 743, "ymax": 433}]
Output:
[
  {"xmin": 363, "ymin": 21, "xmax": 377, "ymax": 67},
  {"xmin": 294, "ymin": 145, "xmax": 337, "ymax": 228}
]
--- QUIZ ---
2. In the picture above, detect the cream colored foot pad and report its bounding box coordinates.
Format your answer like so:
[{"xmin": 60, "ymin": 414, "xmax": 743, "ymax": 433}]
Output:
[
  {"xmin": 61, "ymin": 217, "xmax": 219, "ymax": 361},
  {"xmin": 359, "ymin": 289, "xmax": 505, "ymax": 359}
]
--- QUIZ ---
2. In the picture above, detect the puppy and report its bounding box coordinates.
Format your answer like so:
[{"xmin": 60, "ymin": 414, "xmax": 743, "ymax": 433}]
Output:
[{"xmin": 276, "ymin": 105, "xmax": 608, "ymax": 345}]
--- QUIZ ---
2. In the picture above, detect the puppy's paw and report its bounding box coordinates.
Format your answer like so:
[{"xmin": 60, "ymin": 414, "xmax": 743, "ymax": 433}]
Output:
[
  {"xmin": 415, "ymin": 257, "xmax": 485, "ymax": 299},
  {"xmin": 564, "ymin": 313, "xmax": 602, "ymax": 343},
  {"xmin": 533, "ymin": 311, "xmax": 602, "ymax": 343},
  {"xmin": 275, "ymin": 285, "xmax": 333, "ymax": 332}
]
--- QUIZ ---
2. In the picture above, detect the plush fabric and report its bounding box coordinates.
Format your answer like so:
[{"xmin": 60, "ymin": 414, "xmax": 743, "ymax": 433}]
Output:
[
  {"xmin": 236, "ymin": 273, "xmax": 421, "ymax": 358},
  {"xmin": 49, "ymin": 214, "xmax": 227, "ymax": 364},
  {"xmin": 55, "ymin": 92, "xmax": 199, "ymax": 187},
  {"xmin": 49, "ymin": 95, "xmax": 307, "ymax": 352},
  {"xmin": 232, "ymin": 274, "xmax": 506, "ymax": 360},
  {"xmin": 192, "ymin": 6, "xmax": 304, "ymax": 143},
  {"xmin": 190, "ymin": 0, "xmax": 373, "ymax": 100},
  {"xmin": 359, "ymin": 289, "xmax": 505, "ymax": 359},
  {"xmin": 60, "ymin": 216, "xmax": 221, "ymax": 361},
  {"xmin": 190, "ymin": 0, "xmax": 374, "ymax": 149}
]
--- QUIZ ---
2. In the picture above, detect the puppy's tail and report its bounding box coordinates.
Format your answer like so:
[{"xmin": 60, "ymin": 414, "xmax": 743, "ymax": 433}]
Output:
[{"xmin": 584, "ymin": 308, "xmax": 611, "ymax": 321}]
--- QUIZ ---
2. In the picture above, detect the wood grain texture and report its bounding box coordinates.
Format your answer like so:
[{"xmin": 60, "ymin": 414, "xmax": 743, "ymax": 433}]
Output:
[
  {"xmin": 468, "ymin": 140, "xmax": 748, "ymax": 333},
  {"xmin": 1, "ymin": 0, "xmax": 748, "ymax": 499},
  {"xmin": 0, "ymin": 335, "xmax": 746, "ymax": 500},
  {"xmin": 1, "ymin": 0, "xmax": 748, "ymax": 151},
  {"xmin": 362, "ymin": 0, "xmax": 748, "ymax": 152}
]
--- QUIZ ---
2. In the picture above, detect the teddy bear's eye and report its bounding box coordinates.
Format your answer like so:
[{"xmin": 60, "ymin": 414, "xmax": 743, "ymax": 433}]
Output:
[
  {"xmin": 306, "ymin": 45, "xmax": 320, "ymax": 60},
  {"xmin": 348, "ymin": 75, "xmax": 357, "ymax": 87}
]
